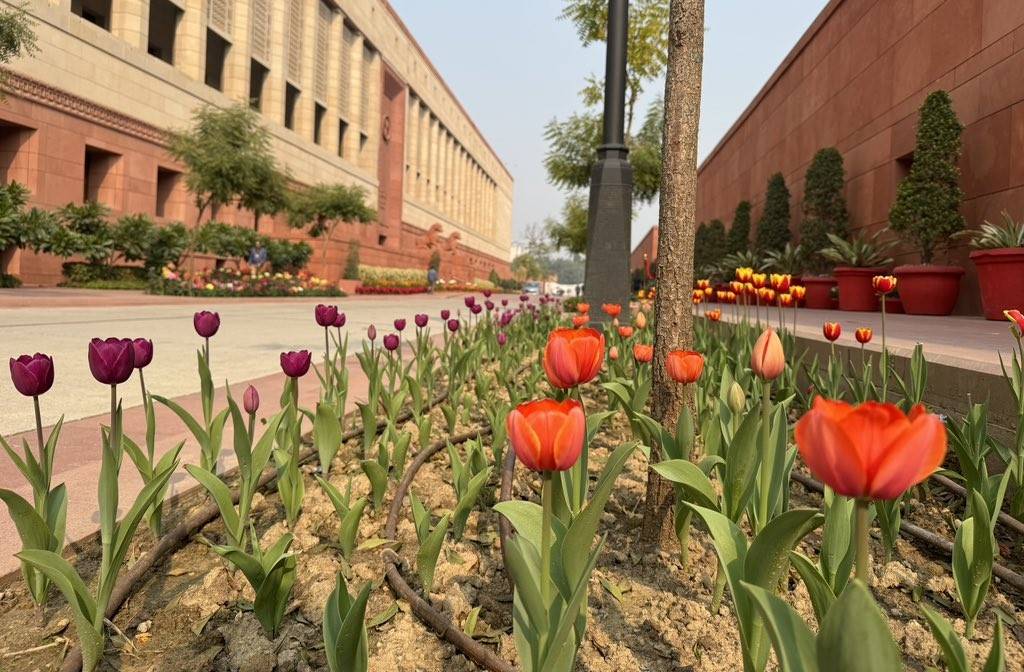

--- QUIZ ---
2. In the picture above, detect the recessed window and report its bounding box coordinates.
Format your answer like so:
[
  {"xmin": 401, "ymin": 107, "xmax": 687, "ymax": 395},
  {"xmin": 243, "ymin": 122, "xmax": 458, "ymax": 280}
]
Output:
[
  {"xmin": 249, "ymin": 60, "xmax": 269, "ymax": 111},
  {"xmin": 0, "ymin": 122, "xmax": 36, "ymax": 186},
  {"xmin": 155, "ymin": 167, "xmax": 181, "ymax": 218},
  {"xmin": 84, "ymin": 146, "xmax": 120, "ymax": 206},
  {"xmin": 314, "ymin": 104, "xmax": 326, "ymax": 145},
  {"xmin": 338, "ymin": 120, "xmax": 348, "ymax": 157},
  {"xmin": 147, "ymin": 0, "xmax": 181, "ymax": 64},
  {"xmin": 71, "ymin": 0, "xmax": 111, "ymax": 30},
  {"xmin": 359, "ymin": 132, "xmax": 368, "ymax": 154},
  {"xmin": 284, "ymin": 84, "xmax": 300, "ymax": 130},
  {"xmin": 204, "ymin": 29, "xmax": 230, "ymax": 91},
  {"xmin": 378, "ymin": 234, "xmax": 387, "ymax": 247}
]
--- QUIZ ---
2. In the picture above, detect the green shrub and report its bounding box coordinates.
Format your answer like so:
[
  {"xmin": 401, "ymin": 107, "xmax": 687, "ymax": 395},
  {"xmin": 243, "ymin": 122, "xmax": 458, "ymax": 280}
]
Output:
[
  {"xmin": 801, "ymin": 148, "xmax": 849, "ymax": 275},
  {"xmin": 61, "ymin": 262, "xmax": 147, "ymax": 289},
  {"xmin": 358, "ymin": 265, "xmax": 427, "ymax": 288},
  {"xmin": 145, "ymin": 222, "xmax": 191, "ymax": 272},
  {"xmin": 755, "ymin": 172, "xmax": 791, "ymax": 253},
  {"xmin": 344, "ymin": 242, "xmax": 361, "ymax": 280},
  {"xmin": 0, "ymin": 272, "xmax": 21, "ymax": 288},
  {"xmin": 265, "ymin": 238, "xmax": 312, "ymax": 273},
  {"xmin": 727, "ymin": 200, "xmax": 751, "ymax": 254},
  {"xmin": 889, "ymin": 90, "xmax": 965, "ymax": 263},
  {"xmin": 694, "ymin": 219, "xmax": 727, "ymax": 273}
]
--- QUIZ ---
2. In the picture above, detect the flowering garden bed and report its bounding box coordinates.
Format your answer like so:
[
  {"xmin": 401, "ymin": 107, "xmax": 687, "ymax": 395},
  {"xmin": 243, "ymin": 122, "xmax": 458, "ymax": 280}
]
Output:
[
  {"xmin": 1, "ymin": 283, "xmax": 1024, "ymax": 672},
  {"xmin": 150, "ymin": 268, "xmax": 344, "ymax": 297}
]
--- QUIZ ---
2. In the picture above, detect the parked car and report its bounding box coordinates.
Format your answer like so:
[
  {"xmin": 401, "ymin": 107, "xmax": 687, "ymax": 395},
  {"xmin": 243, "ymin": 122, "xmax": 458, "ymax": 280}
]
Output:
[{"xmin": 522, "ymin": 281, "xmax": 541, "ymax": 294}]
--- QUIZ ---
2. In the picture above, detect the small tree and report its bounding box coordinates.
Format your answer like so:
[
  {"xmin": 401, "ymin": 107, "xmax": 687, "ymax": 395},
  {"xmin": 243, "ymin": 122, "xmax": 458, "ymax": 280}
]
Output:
[
  {"xmin": 343, "ymin": 241, "xmax": 361, "ymax": 280},
  {"xmin": 694, "ymin": 219, "xmax": 727, "ymax": 273},
  {"xmin": 889, "ymin": 90, "xmax": 965, "ymax": 264},
  {"xmin": 755, "ymin": 172, "xmax": 791, "ymax": 253},
  {"xmin": 546, "ymin": 193, "xmax": 589, "ymax": 255},
  {"xmin": 801, "ymin": 147, "xmax": 849, "ymax": 275},
  {"xmin": 287, "ymin": 183, "xmax": 377, "ymax": 274},
  {"xmin": 144, "ymin": 223, "xmax": 190, "ymax": 273},
  {"xmin": 0, "ymin": 182, "xmax": 56, "ymax": 254},
  {"xmin": 726, "ymin": 200, "xmax": 751, "ymax": 254},
  {"xmin": 0, "ymin": 6, "xmax": 38, "ymax": 93}
]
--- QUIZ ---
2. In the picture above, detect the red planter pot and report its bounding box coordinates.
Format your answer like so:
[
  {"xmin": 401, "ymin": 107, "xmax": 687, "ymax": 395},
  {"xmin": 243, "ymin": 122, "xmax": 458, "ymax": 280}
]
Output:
[
  {"xmin": 834, "ymin": 266, "xmax": 886, "ymax": 312},
  {"xmin": 893, "ymin": 265, "xmax": 964, "ymax": 316},
  {"xmin": 802, "ymin": 276, "xmax": 836, "ymax": 309},
  {"xmin": 970, "ymin": 248, "xmax": 1024, "ymax": 320}
]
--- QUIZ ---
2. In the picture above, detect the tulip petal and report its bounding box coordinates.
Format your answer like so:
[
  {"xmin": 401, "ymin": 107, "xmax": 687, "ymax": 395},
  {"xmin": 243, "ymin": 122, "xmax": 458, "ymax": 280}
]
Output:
[
  {"xmin": 795, "ymin": 405, "xmax": 868, "ymax": 498},
  {"xmin": 508, "ymin": 410, "xmax": 543, "ymax": 471},
  {"xmin": 552, "ymin": 405, "xmax": 585, "ymax": 470},
  {"xmin": 868, "ymin": 412, "xmax": 946, "ymax": 500}
]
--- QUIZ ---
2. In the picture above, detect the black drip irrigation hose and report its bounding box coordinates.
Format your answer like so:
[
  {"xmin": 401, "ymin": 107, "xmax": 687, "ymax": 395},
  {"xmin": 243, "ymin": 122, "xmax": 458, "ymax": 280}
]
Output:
[
  {"xmin": 790, "ymin": 471, "xmax": 1024, "ymax": 593},
  {"xmin": 60, "ymin": 390, "xmax": 450, "ymax": 672},
  {"xmin": 929, "ymin": 472, "xmax": 1024, "ymax": 537}
]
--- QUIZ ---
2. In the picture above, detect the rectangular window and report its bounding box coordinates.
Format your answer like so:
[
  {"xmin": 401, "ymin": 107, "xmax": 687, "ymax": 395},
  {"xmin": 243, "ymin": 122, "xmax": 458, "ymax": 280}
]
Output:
[
  {"xmin": 286, "ymin": 0, "xmax": 304, "ymax": 84},
  {"xmin": 71, "ymin": 0, "xmax": 111, "ymax": 30},
  {"xmin": 338, "ymin": 119, "xmax": 348, "ymax": 157},
  {"xmin": 0, "ymin": 122, "xmax": 36, "ymax": 187},
  {"xmin": 359, "ymin": 131, "xmax": 368, "ymax": 155},
  {"xmin": 314, "ymin": 104, "xmax": 326, "ymax": 145},
  {"xmin": 84, "ymin": 146, "xmax": 120, "ymax": 206},
  {"xmin": 155, "ymin": 167, "xmax": 181, "ymax": 218},
  {"xmin": 249, "ymin": 59, "xmax": 268, "ymax": 111},
  {"xmin": 339, "ymin": 23, "xmax": 355, "ymax": 114},
  {"xmin": 147, "ymin": 0, "xmax": 181, "ymax": 64},
  {"xmin": 250, "ymin": 0, "xmax": 271, "ymax": 63},
  {"xmin": 284, "ymin": 84, "xmax": 300, "ymax": 131},
  {"xmin": 359, "ymin": 43, "xmax": 374, "ymax": 129},
  {"xmin": 204, "ymin": 29, "xmax": 230, "ymax": 91},
  {"xmin": 315, "ymin": 0, "xmax": 331, "ymax": 103}
]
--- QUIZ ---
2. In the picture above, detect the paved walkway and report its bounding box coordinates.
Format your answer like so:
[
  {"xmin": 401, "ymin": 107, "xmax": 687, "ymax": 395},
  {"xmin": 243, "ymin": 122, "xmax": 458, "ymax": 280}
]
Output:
[{"xmin": 0, "ymin": 289, "xmax": 495, "ymax": 575}]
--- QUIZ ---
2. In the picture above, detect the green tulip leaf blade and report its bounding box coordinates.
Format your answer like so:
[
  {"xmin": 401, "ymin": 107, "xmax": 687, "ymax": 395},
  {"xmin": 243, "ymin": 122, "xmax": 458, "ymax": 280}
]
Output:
[
  {"xmin": 817, "ymin": 580, "xmax": 902, "ymax": 672},
  {"xmin": 741, "ymin": 581, "xmax": 820, "ymax": 672}
]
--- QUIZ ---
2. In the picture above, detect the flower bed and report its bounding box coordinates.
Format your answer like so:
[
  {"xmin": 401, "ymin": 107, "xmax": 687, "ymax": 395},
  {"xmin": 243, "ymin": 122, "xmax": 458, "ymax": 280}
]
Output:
[
  {"xmin": 149, "ymin": 267, "xmax": 343, "ymax": 297},
  {"xmin": 354, "ymin": 285, "xmax": 427, "ymax": 295}
]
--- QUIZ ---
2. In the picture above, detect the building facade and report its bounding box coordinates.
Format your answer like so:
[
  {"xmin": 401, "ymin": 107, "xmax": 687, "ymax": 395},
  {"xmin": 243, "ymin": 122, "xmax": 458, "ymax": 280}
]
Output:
[
  {"xmin": 695, "ymin": 0, "xmax": 1024, "ymax": 315},
  {"xmin": 0, "ymin": 0, "xmax": 513, "ymax": 285}
]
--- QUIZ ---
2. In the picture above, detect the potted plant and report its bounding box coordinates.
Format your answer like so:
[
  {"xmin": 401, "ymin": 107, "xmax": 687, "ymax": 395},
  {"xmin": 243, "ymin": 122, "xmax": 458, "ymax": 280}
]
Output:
[
  {"xmin": 888, "ymin": 90, "xmax": 966, "ymax": 315},
  {"xmin": 763, "ymin": 242, "xmax": 804, "ymax": 284},
  {"xmin": 959, "ymin": 211, "xmax": 1024, "ymax": 320},
  {"xmin": 799, "ymin": 147, "xmax": 850, "ymax": 310},
  {"xmin": 821, "ymin": 231, "xmax": 895, "ymax": 312}
]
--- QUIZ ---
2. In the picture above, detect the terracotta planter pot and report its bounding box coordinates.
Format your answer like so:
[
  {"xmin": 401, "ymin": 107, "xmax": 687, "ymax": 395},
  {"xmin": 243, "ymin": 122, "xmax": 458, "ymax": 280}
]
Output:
[
  {"xmin": 970, "ymin": 248, "xmax": 1024, "ymax": 320},
  {"xmin": 893, "ymin": 265, "xmax": 963, "ymax": 316},
  {"xmin": 834, "ymin": 266, "xmax": 886, "ymax": 312},
  {"xmin": 802, "ymin": 276, "xmax": 836, "ymax": 310}
]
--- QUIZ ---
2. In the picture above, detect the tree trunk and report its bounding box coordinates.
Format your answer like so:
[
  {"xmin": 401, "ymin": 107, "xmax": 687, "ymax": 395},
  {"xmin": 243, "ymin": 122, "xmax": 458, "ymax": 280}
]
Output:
[{"xmin": 639, "ymin": 0, "xmax": 705, "ymax": 548}]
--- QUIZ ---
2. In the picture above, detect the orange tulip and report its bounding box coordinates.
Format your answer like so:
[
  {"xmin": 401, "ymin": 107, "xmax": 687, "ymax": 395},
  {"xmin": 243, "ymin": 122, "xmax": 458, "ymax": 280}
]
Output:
[
  {"xmin": 758, "ymin": 287, "xmax": 775, "ymax": 303},
  {"xmin": 770, "ymin": 273, "xmax": 791, "ymax": 292},
  {"xmin": 692, "ymin": 290, "xmax": 704, "ymax": 304},
  {"xmin": 736, "ymin": 267, "xmax": 754, "ymax": 282},
  {"xmin": 707, "ymin": 309, "xmax": 722, "ymax": 322},
  {"xmin": 790, "ymin": 285, "xmax": 806, "ymax": 301},
  {"xmin": 602, "ymin": 303, "xmax": 622, "ymax": 318},
  {"xmin": 726, "ymin": 291, "xmax": 737, "ymax": 303},
  {"xmin": 778, "ymin": 293, "xmax": 794, "ymax": 308},
  {"xmin": 795, "ymin": 398, "xmax": 946, "ymax": 500},
  {"xmin": 696, "ymin": 279, "xmax": 711, "ymax": 290},
  {"xmin": 666, "ymin": 350, "xmax": 704, "ymax": 384},
  {"xmin": 608, "ymin": 346, "xmax": 619, "ymax": 361},
  {"xmin": 544, "ymin": 327, "xmax": 605, "ymax": 389},
  {"xmin": 704, "ymin": 286, "xmax": 713, "ymax": 297},
  {"xmin": 751, "ymin": 328, "xmax": 785, "ymax": 380},
  {"xmin": 635, "ymin": 311, "xmax": 648, "ymax": 329},
  {"xmin": 716, "ymin": 290, "xmax": 728, "ymax": 302},
  {"xmin": 576, "ymin": 302, "xmax": 591, "ymax": 315},
  {"xmin": 507, "ymin": 398, "xmax": 585, "ymax": 472},
  {"xmin": 855, "ymin": 327, "xmax": 873, "ymax": 344},
  {"xmin": 752, "ymin": 273, "xmax": 767, "ymax": 289},
  {"xmin": 823, "ymin": 322, "xmax": 842, "ymax": 342},
  {"xmin": 572, "ymin": 315, "xmax": 589, "ymax": 328},
  {"xmin": 730, "ymin": 280, "xmax": 744, "ymax": 295},
  {"xmin": 872, "ymin": 275, "xmax": 897, "ymax": 295},
  {"xmin": 744, "ymin": 282, "xmax": 756, "ymax": 296},
  {"xmin": 1005, "ymin": 309, "xmax": 1024, "ymax": 335},
  {"xmin": 618, "ymin": 326, "xmax": 634, "ymax": 338},
  {"xmin": 633, "ymin": 343, "xmax": 653, "ymax": 363}
]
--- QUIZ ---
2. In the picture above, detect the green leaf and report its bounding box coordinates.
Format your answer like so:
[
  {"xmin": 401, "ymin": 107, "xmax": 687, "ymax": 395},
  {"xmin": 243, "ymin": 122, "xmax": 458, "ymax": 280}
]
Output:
[
  {"xmin": 315, "ymin": 403, "xmax": 342, "ymax": 476},
  {"xmin": 227, "ymin": 393, "xmax": 251, "ymax": 472},
  {"xmin": 187, "ymin": 464, "xmax": 241, "ymax": 545},
  {"xmin": 360, "ymin": 460, "xmax": 388, "ymax": 511},
  {"xmin": 494, "ymin": 500, "xmax": 544, "ymax": 551},
  {"xmin": 410, "ymin": 491, "xmax": 431, "ymax": 545},
  {"xmin": 417, "ymin": 513, "xmax": 450, "ymax": 593},
  {"xmin": 742, "ymin": 581, "xmax": 819, "ymax": 672},
  {"xmin": 327, "ymin": 577, "xmax": 371, "ymax": 672},
  {"xmin": 652, "ymin": 459, "xmax": 718, "ymax": 509},
  {"xmin": 152, "ymin": 394, "xmax": 209, "ymax": 447},
  {"xmin": 451, "ymin": 467, "xmax": 491, "ymax": 541},
  {"xmin": 789, "ymin": 551, "xmax": 836, "ymax": 627},
  {"xmin": 983, "ymin": 617, "xmax": 1005, "ymax": 672},
  {"xmin": 920, "ymin": 604, "xmax": 968, "ymax": 672},
  {"xmin": 723, "ymin": 408, "xmax": 762, "ymax": 520},
  {"xmin": 543, "ymin": 537, "xmax": 605, "ymax": 671},
  {"xmin": 339, "ymin": 498, "xmax": 369, "ymax": 560},
  {"xmin": 254, "ymin": 553, "xmax": 296, "ymax": 637},
  {"xmin": 817, "ymin": 580, "xmax": 902, "ymax": 672}
]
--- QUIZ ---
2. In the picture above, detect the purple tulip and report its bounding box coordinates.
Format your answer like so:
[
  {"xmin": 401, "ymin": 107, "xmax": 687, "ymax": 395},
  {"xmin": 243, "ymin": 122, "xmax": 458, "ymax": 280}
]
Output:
[
  {"xmin": 483, "ymin": 290, "xmax": 493, "ymax": 298},
  {"xmin": 383, "ymin": 334, "xmax": 400, "ymax": 351},
  {"xmin": 501, "ymin": 299, "xmax": 508, "ymax": 307},
  {"xmin": 440, "ymin": 309, "xmax": 451, "ymax": 320},
  {"xmin": 464, "ymin": 296, "xmax": 476, "ymax": 308},
  {"xmin": 193, "ymin": 311, "xmax": 220, "ymax": 338},
  {"xmin": 132, "ymin": 338, "xmax": 154, "ymax": 369},
  {"xmin": 9, "ymin": 353, "xmax": 54, "ymax": 397},
  {"xmin": 447, "ymin": 319, "xmax": 460, "ymax": 333},
  {"xmin": 367, "ymin": 325, "xmax": 377, "ymax": 341},
  {"xmin": 519, "ymin": 294, "xmax": 529, "ymax": 302},
  {"xmin": 496, "ymin": 332, "xmax": 507, "ymax": 347},
  {"xmin": 88, "ymin": 338, "xmax": 135, "ymax": 385},
  {"xmin": 470, "ymin": 303, "xmax": 483, "ymax": 315},
  {"xmin": 485, "ymin": 300, "xmax": 495, "ymax": 311},
  {"xmin": 394, "ymin": 318, "xmax": 406, "ymax": 332},
  {"xmin": 333, "ymin": 312, "xmax": 347, "ymax": 328},
  {"xmin": 315, "ymin": 304, "xmax": 339, "ymax": 328},
  {"xmin": 280, "ymin": 350, "xmax": 312, "ymax": 378},
  {"xmin": 414, "ymin": 313, "xmax": 429, "ymax": 328},
  {"xmin": 243, "ymin": 385, "xmax": 260, "ymax": 414}
]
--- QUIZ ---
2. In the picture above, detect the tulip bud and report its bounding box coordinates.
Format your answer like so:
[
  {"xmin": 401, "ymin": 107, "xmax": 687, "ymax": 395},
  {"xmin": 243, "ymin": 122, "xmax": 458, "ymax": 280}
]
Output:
[
  {"xmin": 447, "ymin": 319, "xmax": 460, "ymax": 332},
  {"xmin": 394, "ymin": 318, "xmax": 406, "ymax": 332},
  {"xmin": 243, "ymin": 385, "xmax": 260, "ymax": 414},
  {"xmin": 415, "ymin": 313, "xmax": 429, "ymax": 328},
  {"xmin": 333, "ymin": 312, "xmax": 346, "ymax": 328},
  {"xmin": 483, "ymin": 289, "xmax": 492, "ymax": 298},
  {"xmin": 193, "ymin": 311, "xmax": 220, "ymax": 338},
  {"xmin": 383, "ymin": 334, "xmax": 400, "ymax": 351},
  {"xmin": 727, "ymin": 382, "xmax": 746, "ymax": 415},
  {"xmin": 608, "ymin": 346, "xmax": 619, "ymax": 361},
  {"xmin": 471, "ymin": 303, "xmax": 483, "ymax": 315},
  {"xmin": 280, "ymin": 350, "xmax": 312, "ymax": 378},
  {"xmin": 751, "ymin": 328, "xmax": 785, "ymax": 381},
  {"xmin": 634, "ymin": 311, "xmax": 647, "ymax": 330},
  {"xmin": 89, "ymin": 337, "xmax": 135, "ymax": 385},
  {"xmin": 367, "ymin": 325, "xmax": 377, "ymax": 341},
  {"xmin": 464, "ymin": 296, "xmax": 476, "ymax": 308},
  {"xmin": 666, "ymin": 350, "xmax": 704, "ymax": 384},
  {"xmin": 497, "ymin": 332, "xmax": 508, "ymax": 347},
  {"xmin": 441, "ymin": 309, "xmax": 451, "ymax": 320},
  {"xmin": 9, "ymin": 353, "xmax": 54, "ymax": 397},
  {"xmin": 315, "ymin": 304, "xmax": 339, "ymax": 327},
  {"xmin": 132, "ymin": 338, "xmax": 154, "ymax": 369}
]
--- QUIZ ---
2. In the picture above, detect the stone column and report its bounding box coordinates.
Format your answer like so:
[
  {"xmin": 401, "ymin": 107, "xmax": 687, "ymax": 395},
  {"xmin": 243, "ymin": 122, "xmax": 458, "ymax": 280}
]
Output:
[
  {"xmin": 290, "ymin": 0, "xmax": 318, "ymax": 141},
  {"xmin": 262, "ymin": 0, "xmax": 288, "ymax": 127},
  {"xmin": 222, "ymin": 0, "xmax": 251, "ymax": 105},
  {"xmin": 112, "ymin": 0, "xmax": 150, "ymax": 50},
  {"xmin": 175, "ymin": 0, "xmax": 205, "ymax": 82},
  {"xmin": 321, "ymin": 4, "xmax": 341, "ymax": 151}
]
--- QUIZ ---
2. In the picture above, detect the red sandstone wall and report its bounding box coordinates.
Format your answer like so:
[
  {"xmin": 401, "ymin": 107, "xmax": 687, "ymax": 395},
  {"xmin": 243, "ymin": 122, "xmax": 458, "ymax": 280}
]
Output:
[
  {"xmin": 630, "ymin": 226, "xmax": 658, "ymax": 273},
  {"xmin": 696, "ymin": 0, "xmax": 1024, "ymax": 315}
]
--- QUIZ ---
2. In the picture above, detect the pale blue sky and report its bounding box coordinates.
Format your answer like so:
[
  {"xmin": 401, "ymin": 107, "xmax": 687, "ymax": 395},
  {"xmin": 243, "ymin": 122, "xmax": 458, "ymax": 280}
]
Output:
[{"xmin": 390, "ymin": 0, "xmax": 830, "ymax": 248}]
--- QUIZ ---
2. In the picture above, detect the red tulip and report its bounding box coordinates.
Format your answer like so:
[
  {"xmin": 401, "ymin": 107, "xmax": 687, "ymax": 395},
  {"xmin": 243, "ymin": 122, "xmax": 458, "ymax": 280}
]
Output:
[
  {"xmin": 707, "ymin": 309, "xmax": 722, "ymax": 322},
  {"xmin": 770, "ymin": 274, "xmax": 791, "ymax": 293},
  {"xmin": 543, "ymin": 328, "xmax": 605, "ymax": 389},
  {"xmin": 633, "ymin": 343, "xmax": 653, "ymax": 363},
  {"xmin": 855, "ymin": 327, "xmax": 873, "ymax": 344},
  {"xmin": 193, "ymin": 311, "xmax": 220, "ymax": 338},
  {"xmin": 795, "ymin": 398, "xmax": 946, "ymax": 500},
  {"xmin": 823, "ymin": 322, "xmax": 842, "ymax": 342},
  {"xmin": 132, "ymin": 338, "xmax": 154, "ymax": 369},
  {"xmin": 89, "ymin": 338, "xmax": 135, "ymax": 385},
  {"xmin": 666, "ymin": 350, "xmax": 704, "ymax": 384},
  {"xmin": 506, "ymin": 398, "xmax": 585, "ymax": 472},
  {"xmin": 9, "ymin": 353, "xmax": 54, "ymax": 397},
  {"xmin": 751, "ymin": 328, "xmax": 785, "ymax": 381},
  {"xmin": 1005, "ymin": 309, "xmax": 1024, "ymax": 336},
  {"xmin": 872, "ymin": 275, "xmax": 897, "ymax": 295},
  {"xmin": 618, "ymin": 326, "xmax": 634, "ymax": 338},
  {"xmin": 576, "ymin": 302, "xmax": 590, "ymax": 315},
  {"xmin": 447, "ymin": 318, "xmax": 460, "ymax": 332},
  {"xmin": 572, "ymin": 315, "xmax": 589, "ymax": 328},
  {"xmin": 602, "ymin": 303, "xmax": 622, "ymax": 318},
  {"xmin": 280, "ymin": 350, "xmax": 312, "ymax": 378},
  {"xmin": 441, "ymin": 309, "xmax": 451, "ymax": 320}
]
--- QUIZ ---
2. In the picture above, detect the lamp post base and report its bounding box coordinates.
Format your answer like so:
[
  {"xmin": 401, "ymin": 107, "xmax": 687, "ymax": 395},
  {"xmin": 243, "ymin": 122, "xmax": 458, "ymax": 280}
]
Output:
[{"xmin": 583, "ymin": 146, "xmax": 633, "ymax": 322}]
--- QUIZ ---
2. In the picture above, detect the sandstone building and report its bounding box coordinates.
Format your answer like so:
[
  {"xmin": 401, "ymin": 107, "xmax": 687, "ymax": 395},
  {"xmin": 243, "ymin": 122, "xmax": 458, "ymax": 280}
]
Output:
[{"xmin": 0, "ymin": 0, "xmax": 513, "ymax": 285}]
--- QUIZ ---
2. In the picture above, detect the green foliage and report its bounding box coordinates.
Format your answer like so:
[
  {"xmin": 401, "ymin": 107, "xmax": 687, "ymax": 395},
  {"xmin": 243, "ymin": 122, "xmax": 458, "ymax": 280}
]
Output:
[
  {"xmin": 957, "ymin": 211, "xmax": 1024, "ymax": 250},
  {"xmin": 546, "ymin": 192, "xmax": 589, "ymax": 255},
  {"xmin": 727, "ymin": 201, "xmax": 752, "ymax": 254},
  {"xmin": 820, "ymin": 231, "xmax": 895, "ymax": 268},
  {"xmin": 323, "ymin": 573, "xmax": 371, "ymax": 672},
  {"xmin": 265, "ymin": 238, "xmax": 312, "ymax": 272},
  {"xmin": 889, "ymin": 90, "xmax": 965, "ymax": 263},
  {"xmin": 358, "ymin": 265, "xmax": 427, "ymax": 289},
  {"xmin": 763, "ymin": 243, "xmax": 804, "ymax": 276},
  {"xmin": 694, "ymin": 219, "xmax": 728, "ymax": 274},
  {"xmin": 0, "ymin": 5, "xmax": 37, "ymax": 93},
  {"xmin": 0, "ymin": 182, "xmax": 56, "ymax": 252},
  {"xmin": 193, "ymin": 221, "xmax": 258, "ymax": 260},
  {"xmin": 61, "ymin": 263, "xmax": 147, "ymax": 289},
  {"xmin": 756, "ymin": 173, "xmax": 792, "ymax": 253},
  {"xmin": 50, "ymin": 202, "xmax": 112, "ymax": 265},
  {"xmin": 801, "ymin": 148, "xmax": 849, "ymax": 274},
  {"xmin": 146, "ymin": 222, "xmax": 191, "ymax": 272},
  {"xmin": 344, "ymin": 242, "xmax": 361, "ymax": 280},
  {"xmin": 110, "ymin": 214, "xmax": 155, "ymax": 263},
  {"xmin": 287, "ymin": 183, "xmax": 376, "ymax": 236}
]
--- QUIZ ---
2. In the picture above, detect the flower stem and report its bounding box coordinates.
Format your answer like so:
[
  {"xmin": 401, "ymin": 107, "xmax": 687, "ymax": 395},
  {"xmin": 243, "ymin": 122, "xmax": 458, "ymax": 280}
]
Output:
[
  {"xmin": 855, "ymin": 498, "xmax": 871, "ymax": 584},
  {"xmin": 540, "ymin": 471, "xmax": 553, "ymax": 606},
  {"xmin": 756, "ymin": 379, "xmax": 772, "ymax": 532},
  {"xmin": 880, "ymin": 298, "xmax": 888, "ymax": 401}
]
